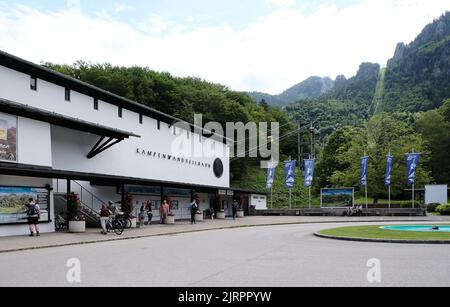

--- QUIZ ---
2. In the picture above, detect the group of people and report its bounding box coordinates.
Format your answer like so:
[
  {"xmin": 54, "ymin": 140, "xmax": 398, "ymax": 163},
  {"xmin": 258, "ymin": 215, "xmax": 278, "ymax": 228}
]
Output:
[{"xmin": 138, "ymin": 201, "xmax": 155, "ymax": 227}]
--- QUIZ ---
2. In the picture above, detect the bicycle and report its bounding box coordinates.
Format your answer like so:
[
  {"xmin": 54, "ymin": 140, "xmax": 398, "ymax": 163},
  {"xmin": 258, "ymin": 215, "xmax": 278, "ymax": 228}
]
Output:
[{"xmin": 106, "ymin": 214, "xmax": 125, "ymax": 235}]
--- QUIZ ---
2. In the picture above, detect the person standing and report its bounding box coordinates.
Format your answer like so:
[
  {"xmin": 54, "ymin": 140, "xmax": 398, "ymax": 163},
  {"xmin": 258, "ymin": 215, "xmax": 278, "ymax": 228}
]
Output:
[
  {"xmin": 147, "ymin": 201, "xmax": 153, "ymax": 225},
  {"xmin": 26, "ymin": 198, "xmax": 40, "ymax": 237},
  {"xmin": 232, "ymin": 199, "xmax": 239, "ymax": 220},
  {"xmin": 99, "ymin": 204, "xmax": 112, "ymax": 235},
  {"xmin": 139, "ymin": 204, "xmax": 146, "ymax": 227},
  {"xmin": 190, "ymin": 198, "xmax": 199, "ymax": 225},
  {"xmin": 160, "ymin": 199, "xmax": 170, "ymax": 224}
]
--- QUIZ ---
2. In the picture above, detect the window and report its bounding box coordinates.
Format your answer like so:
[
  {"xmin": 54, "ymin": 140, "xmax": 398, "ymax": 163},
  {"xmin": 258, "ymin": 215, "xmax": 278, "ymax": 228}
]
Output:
[
  {"xmin": 187, "ymin": 130, "xmax": 190, "ymax": 139},
  {"xmin": 139, "ymin": 114, "xmax": 143, "ymax": 124},
  {"xmin": 65, "ymin": 88, "xmax": 71, "ymax": 101},
  {"xmin": 118, "ymin": 107, "xmax": 123, "ymax": 118},
  {"xmin": 93, "ymin": 98, "xmax": 99, "ymax": 110},
  {"xmin": 30, "ymin": 76, "xmax": 37, "ymax": 91},
  {"xmin": 173, "ymin": 126, "xmax": 176, "ymax": 135},
  {"xmin": 157, "ymin": 121, "xmax": 160, "ymax": 130}
]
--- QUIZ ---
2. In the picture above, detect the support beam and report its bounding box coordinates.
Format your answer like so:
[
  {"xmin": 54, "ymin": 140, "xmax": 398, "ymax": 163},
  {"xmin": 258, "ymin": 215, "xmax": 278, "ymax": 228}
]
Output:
[{"xmin": 86, "ymin": 136, "xmax": 124, "ymax": 159}]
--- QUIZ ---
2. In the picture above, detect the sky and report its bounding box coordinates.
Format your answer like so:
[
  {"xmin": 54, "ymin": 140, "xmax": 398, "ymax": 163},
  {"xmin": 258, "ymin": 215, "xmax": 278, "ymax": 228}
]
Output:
[{"xmin": 0, "ymin": 0, "xmax": 448, "ymax": 94}]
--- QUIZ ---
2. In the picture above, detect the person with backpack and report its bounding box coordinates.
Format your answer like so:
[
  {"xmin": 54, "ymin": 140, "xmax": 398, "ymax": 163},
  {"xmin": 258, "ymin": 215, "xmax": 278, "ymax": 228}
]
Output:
[
  {"xmin": 190, "ymin": 198, "xmax": 199, "ymax": 225},
  {"xmin": 26, "ymin": 198, "xmax": 40, "ymax": 237}
]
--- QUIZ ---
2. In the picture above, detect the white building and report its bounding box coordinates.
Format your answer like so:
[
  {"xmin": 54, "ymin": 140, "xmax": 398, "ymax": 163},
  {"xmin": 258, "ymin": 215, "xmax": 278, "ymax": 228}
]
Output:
[{"xmin": 0, "ymin": 50, "xmax": 257, "ymax": 237}]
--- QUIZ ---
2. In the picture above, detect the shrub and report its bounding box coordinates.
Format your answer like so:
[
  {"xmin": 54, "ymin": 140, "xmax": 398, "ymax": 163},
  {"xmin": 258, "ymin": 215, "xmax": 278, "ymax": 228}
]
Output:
[
  {"xmin": 436, "ymin": 205, "xmax": 450, "ymax": 216},
  {"xmin": 122, "ymin": 192, "xmax": 135, "ymax": 219},
  {"xmin": 66, "ymin": 193, "xmax": 85, "ymax": 221},
  {"xmin": 427, "ymin": 203, "xmax": 440, "ymax": 213}
]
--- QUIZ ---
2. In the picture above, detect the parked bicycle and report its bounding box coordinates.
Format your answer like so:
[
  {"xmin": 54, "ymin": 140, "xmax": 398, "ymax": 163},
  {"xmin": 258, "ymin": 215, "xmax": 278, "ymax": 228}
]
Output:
[
  {"xmin": 55, "ymin": 212, "xmax": 68, "ymax": 230},
  {"xmin": 106, "ymin": 213, "xmax": 125, "ymax": 235}
]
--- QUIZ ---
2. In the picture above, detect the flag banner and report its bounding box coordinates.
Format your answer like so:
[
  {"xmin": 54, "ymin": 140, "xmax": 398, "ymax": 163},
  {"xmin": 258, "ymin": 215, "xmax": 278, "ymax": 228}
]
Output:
[
  {"xmin": 266, "ymin": 163, "xmax": 276, "ymax": 189},
  {"xmin": 304, "ymin": 159, "xmax": 315, "ymax": 187},
  {"xmin": 385, "ymin": 155, "xmax": 394, "ymax": 187},
  {"xmin": 285, "ymin": 160, "xmax": 296, "ymax": 189},
  {"xmin": 360, "ymin": 156, "xmax": 369, "ymax": 186},
  {"xmin": 406, "ymin": 153, "xmax": 420, "ymax": 186}
]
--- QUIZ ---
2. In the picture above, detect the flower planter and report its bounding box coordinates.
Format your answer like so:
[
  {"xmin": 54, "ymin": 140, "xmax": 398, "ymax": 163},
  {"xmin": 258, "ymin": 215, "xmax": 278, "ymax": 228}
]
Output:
[
  {"xmin": 195, "ymin": 213, "xmax": 203, "ymax": 222},
  {"xmin": 69, "ymin": 221, "xmax": 86, "ymax": 233},
  {"xmin": 216, "ymin": 211, "xmax": 226, "ymax": 219},
  {"xmin": 130, "ymin": 218, "xmax": 137, "ymax": 228},
  {"xmin": 237, "ymin": 211, "xmax": 244, "ymax": 218},
  {"xmin": 165, "ymin": 215, "xmax": 175, "ymax": 224}
]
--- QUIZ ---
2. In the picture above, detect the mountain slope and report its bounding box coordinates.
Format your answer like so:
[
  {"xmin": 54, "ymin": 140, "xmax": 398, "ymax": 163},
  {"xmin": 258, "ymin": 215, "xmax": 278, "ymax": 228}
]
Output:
[
  {"xmin": 381, "ymin": 12, "xmax": 450, "ymax": 113},
  {"xmin": 249, "ymin": 76, "xmax": 334, "ymax": 106},
  {"xmin": 286, "ymin": 62, "xmax": 380, "ymax": 136}
]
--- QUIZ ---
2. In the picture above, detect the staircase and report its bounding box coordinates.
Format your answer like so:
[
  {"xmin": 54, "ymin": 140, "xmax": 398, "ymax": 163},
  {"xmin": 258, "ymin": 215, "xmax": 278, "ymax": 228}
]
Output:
[{"xmin": 55, "ymin": 180, "xmax": 108, "ymax": 228}]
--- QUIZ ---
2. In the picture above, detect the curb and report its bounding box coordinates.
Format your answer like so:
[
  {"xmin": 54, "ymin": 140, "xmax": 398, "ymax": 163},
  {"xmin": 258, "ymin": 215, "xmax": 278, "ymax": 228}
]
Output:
[
  {"xmin": 314, "ymin": 232, "xmax": 450, "ymax": 244},
  {"xmin": 0, "ymin": 218, "xmax": 439, "ymax": 253}
]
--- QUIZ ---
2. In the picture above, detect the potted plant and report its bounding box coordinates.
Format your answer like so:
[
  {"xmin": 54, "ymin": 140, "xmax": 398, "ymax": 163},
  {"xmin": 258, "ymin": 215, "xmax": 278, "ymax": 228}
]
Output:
[
  {"xmin": 216, "ymin": 207, "xmax": 226, "ymax": 219},
  {"xmin": 122, "ymin": 192, "xmax": 137, "ymax": 228},
  {"xmin": 237, "ymin": 208, "xmax": 245, "ymax": 218},
  {"xmin": 195, "ymin": 210, "xmax": 204, "ymax": 222},
  {"xmin": 66, "ymin": 193, "xmax": 86, "ymax": 233},
  {"xmin": 165, "ymin": 211, "xmax": 175, "ymax": 224}
]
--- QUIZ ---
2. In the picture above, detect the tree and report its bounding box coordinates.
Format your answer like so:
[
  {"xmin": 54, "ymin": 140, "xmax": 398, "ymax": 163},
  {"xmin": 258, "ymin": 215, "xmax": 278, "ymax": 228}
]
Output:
[
  {"xmin": 330, "ymin": 113, "xmax": 432, "ymax": 202},
  {"xmin": 415, "ymin": 100, "xmax": 450, "ymax": 184}
]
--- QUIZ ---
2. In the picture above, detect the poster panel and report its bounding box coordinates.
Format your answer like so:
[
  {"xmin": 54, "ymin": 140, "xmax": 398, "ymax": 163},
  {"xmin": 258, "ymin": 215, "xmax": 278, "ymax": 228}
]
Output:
[
  {"xmin": 321, "ymin": 188, "xmax": 354, "ymax": 208},
  {"xmin": 0, "ymin": 186, "xmax": 50, "ymax": 224}
]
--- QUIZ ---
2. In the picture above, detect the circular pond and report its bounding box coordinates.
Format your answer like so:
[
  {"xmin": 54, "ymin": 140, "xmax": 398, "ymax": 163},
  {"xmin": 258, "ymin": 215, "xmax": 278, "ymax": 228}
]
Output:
[{"xmin": 381, "ymin": 225, "xmax": 450, "ymax": 232}]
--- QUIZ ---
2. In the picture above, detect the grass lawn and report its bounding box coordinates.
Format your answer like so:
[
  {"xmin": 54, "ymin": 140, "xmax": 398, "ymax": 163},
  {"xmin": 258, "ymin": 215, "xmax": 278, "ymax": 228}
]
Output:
[{"xmin": 318, "ymin": 225, "xmax": 450, "ymax": 241}]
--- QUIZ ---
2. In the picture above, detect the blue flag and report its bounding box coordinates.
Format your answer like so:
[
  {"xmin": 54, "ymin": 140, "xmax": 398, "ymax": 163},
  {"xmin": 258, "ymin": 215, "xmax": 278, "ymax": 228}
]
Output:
[
  {"xmin": 304, "ymin": 159, "xmax": 315, "ymax": 187},
  {"xmin": 406, "ymin": 153, "xmax": 420, "ymax": 186},
  {"xmin": 266, "ymin": 163, "xmax": 276, "ymax": 189},
  {"xmin": 385, "ymin": 155, "xmax": 394, "ymax": 187},
  {"xmin": 360, "ymin": 156, "xmax": 369, "ymax": 186},
  {"xmin": 284, "ymin": 160, "xmax": 296, "ymax": 189}
]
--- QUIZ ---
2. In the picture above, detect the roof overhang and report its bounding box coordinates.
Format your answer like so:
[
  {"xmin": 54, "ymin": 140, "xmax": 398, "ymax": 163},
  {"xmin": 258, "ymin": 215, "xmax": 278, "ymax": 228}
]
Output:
[
  {"xmin": 0, "ymin": 162, "xmax": 228, "ymax": 192},
  {"xmin": 0, "ymin": 98, "xmax": 140, "ymax": 140},
  {"xmin": 0, "ymin": 50, "xmax": 231, "ymax": 144}
]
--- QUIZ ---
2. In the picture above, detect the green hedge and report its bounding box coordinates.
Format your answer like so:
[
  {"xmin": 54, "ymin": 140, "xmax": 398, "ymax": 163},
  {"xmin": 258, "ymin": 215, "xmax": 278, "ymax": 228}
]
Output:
[
  {"xmin": 427, "ymin": 203, "xmax": 440, "ymax": 213},
  {"xmin": 436, "ymin": 205, "xmax": 450, "ymax": 216}
]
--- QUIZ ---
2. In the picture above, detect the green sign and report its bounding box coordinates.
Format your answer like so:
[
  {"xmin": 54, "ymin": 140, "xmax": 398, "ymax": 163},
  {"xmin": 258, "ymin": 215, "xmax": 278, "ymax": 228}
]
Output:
[{"xmin": 321, "ymin": 188, "xmax": 354, "ymax": 208}]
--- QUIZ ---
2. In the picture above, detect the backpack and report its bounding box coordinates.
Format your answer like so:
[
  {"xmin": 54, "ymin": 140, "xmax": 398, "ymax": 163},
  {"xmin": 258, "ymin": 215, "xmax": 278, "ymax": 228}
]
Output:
[{"xmin": 27, "ymin": 204, "xmax": 38, "ymax": 216}]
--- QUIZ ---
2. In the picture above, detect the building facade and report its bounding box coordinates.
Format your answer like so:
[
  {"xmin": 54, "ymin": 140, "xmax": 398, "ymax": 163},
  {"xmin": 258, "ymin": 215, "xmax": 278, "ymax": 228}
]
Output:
[{"xmin": 0, "ymin": 51, "xmax": 235, "ymax": 236}]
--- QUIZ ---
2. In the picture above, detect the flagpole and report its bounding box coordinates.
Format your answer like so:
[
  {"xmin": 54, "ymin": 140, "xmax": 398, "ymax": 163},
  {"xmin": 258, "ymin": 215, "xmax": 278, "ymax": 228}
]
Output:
[
  {"xmin": 289, "ymin": 189, "xmax": 292, "ymax": 210},
  {"xmin": 412, "ymin": 183, "xmax": 415, "ymax": 209},
  {"xmin": 388, "ymin": 185, "xmax": 391, "ymax": 210},
  {"xmin": 365, "ymin": 184, "xmax": 368, "ymax": 209},
  {"xmin": 270, "ymin": 187, "xmax": 273, "ymax": 209},
  {"xmin": 364, "ymin": 152, "xmax": 368, "ymax": 209},
  {"xmin": 388, "ymin": 152, "xmax": 391, "ymax": 210},
  {"xmin": 309, "ymin": 186, "xmax": 311, "ymax": 209}
]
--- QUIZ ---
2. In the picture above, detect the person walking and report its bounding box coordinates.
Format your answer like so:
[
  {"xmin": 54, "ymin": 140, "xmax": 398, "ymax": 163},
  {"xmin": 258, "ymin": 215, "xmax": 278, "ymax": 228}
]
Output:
[
  {"xmin": 190, "ymin": 198, "xmax": 199, "ymax": 225},
  {"xmin": 160, "ymin": 199, "xmax": 170, "ymax": 224},
  {"xmin": 139, "ymin": 204, "xmax": 146, "ymax": 227},
  {"xmin": 26, "ymin": 198, "xmax": 40, "ymax": 237},
  {"xmin": 146, "ymin": 201, "xmax": 153, "ymax": 225},
  {"xmin": 99, "ymin": 204, "xmax": 112, "ymax": 235},
  {"xmin": 232, "ymin": 199, "xmax": 239, "ymax": 220}
]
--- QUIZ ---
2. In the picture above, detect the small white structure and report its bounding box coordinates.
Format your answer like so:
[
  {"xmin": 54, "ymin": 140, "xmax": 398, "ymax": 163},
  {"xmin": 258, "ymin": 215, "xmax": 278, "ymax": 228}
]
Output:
[
  {"xmin": 425, "ymin": 185, "xmax": 448, "ymax": 205},
  {"xmin": 251, "ymin": 194, "xmax": 267, "ymax": 210}
]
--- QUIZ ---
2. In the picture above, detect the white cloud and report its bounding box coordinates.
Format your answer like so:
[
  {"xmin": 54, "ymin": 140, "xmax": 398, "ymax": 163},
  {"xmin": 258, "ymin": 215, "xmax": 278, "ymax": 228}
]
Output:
[
  {"xmin": 267, "ymin": 0, "xmax": 296, "ymax": 7},
  {"xmin": 0, "ymin": 0, "xmax": 448, "ymax": 94},
  {"xmin": 114, "ymin": 4, "xmax": 135, "ymax": 14}
]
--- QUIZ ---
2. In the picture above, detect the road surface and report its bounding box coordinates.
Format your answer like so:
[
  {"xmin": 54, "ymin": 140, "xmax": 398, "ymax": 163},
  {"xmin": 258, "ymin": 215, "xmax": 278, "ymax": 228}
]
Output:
[{"xmin": 0, "ymin": 222, "xmax": 449, "ymax": 287}]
